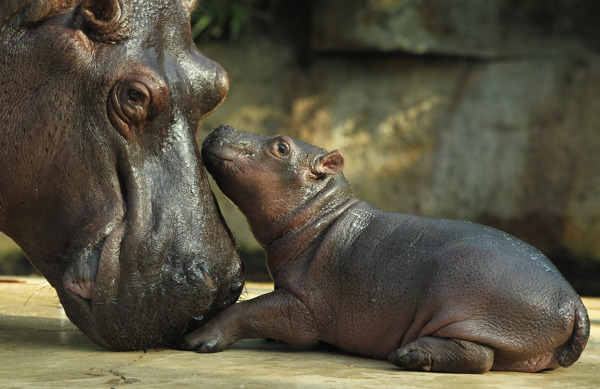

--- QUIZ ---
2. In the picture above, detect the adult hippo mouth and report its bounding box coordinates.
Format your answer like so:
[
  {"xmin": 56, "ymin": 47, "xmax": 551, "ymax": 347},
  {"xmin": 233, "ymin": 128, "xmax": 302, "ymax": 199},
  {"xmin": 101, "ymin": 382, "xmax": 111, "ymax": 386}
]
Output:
[
  {"xmin": 51, "ymin": 148, "xmax": 244, "ymax": 349},
  {"xmin": 62, "ymin": 227, "xmax": 125, "ymax": 349},
  {"xmin": 64, "ymin": 235, "xmax": 112, "ymax": 302},
  {"xmin": 51, "ymin": 129, "xmax": 244, "ymax": 350},
  {"xmin": 0, "ymin": 0, "xmax": 243, "ymax": 350}
]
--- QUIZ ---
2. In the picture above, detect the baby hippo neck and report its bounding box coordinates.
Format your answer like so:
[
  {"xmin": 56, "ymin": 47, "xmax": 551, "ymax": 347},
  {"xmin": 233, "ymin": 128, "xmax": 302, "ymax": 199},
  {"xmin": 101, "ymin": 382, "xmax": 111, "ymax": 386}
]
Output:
[
  {"xmin": 265, "ymin": 182, "xmax": 357, "ymax": 278},
  {"xmin": 253, "ymin": 176, "xmax": 353, "ymax": 246}
]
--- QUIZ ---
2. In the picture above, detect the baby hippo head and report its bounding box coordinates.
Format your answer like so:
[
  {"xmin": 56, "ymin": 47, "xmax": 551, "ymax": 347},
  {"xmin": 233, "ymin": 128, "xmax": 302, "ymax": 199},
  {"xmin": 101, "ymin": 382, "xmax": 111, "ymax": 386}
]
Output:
[{"xmin": 202, "ymin": 125, "xmax": 347, "ymax": 245}]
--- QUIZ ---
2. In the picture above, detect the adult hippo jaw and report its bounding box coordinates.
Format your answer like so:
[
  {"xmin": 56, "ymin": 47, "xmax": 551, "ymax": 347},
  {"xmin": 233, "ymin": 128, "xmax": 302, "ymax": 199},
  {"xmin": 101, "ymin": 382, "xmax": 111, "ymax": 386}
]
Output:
[{"xmin": 0, "ymin": 0, "xmax": 243, "ymax": 350}]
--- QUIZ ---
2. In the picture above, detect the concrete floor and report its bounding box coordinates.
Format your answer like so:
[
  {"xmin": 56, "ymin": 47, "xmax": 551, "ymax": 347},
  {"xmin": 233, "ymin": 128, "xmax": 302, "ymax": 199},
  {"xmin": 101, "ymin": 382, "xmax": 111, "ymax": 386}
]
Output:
[{"xmin": 1, "ymin": 277, "xmax": 598, "ymax": 388}]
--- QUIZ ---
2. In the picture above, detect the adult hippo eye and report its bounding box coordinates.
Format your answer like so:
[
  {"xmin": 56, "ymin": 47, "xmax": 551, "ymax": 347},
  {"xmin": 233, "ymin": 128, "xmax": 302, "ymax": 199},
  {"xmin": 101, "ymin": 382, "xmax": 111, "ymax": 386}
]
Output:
[
  {"xmin": 123, "ymin": 81, "xmax": 149, "ymax": 104},
  {"xmin": 117, "ymin": 82, "xmax": 150, "ymax": 123},
  {"xmin": 127, "ymin": 88, "xmax": 145, "ymax": 105},
  {"xmin": 107, "ymin": 73, "xmax": 169, "ymax": 140}
]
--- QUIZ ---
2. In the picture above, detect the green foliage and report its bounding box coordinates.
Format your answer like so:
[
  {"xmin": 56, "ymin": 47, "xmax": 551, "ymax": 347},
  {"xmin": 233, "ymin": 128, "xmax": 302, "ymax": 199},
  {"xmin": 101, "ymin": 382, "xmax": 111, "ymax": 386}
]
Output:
[{"xmin": 191, "ymin": 0, "xmax": 250, "ymax": 41}]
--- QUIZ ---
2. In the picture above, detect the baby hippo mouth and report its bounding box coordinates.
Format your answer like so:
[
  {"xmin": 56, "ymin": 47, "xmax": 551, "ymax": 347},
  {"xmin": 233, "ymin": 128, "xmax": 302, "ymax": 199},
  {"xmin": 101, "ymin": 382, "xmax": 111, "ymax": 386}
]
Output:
[
  {"xmin": 63, "ymin": 237, "xmax": 106, "ymax": 301},
  {"xmin": 203, "ymin": 147, "xmax": 240, "ymax": 162},
  {"xmin": 201, "ymin": 125, "xmax": 252, "ymax": 175},
  {"xmin": 201, "ymin": 143, "xmax": 242, "ymax": 177}
]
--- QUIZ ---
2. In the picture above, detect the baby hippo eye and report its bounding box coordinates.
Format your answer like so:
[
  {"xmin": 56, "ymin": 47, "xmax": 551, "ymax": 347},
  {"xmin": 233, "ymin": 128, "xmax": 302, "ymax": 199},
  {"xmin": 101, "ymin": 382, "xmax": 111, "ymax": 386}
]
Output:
[{"xmin": 277, "ymin": 143, "xmax": 290, "ymax": 155}]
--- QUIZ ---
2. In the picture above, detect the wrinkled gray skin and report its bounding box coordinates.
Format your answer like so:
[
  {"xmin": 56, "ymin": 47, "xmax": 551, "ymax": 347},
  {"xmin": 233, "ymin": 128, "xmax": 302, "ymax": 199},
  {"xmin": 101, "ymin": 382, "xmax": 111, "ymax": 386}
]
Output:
[
  {"xmin": 182, "ymin": 124, "xmax": 590, "ymax": 373},
  {"xmin": 0, "ymin": 1, "xmax": 243, "ymax": 350}
]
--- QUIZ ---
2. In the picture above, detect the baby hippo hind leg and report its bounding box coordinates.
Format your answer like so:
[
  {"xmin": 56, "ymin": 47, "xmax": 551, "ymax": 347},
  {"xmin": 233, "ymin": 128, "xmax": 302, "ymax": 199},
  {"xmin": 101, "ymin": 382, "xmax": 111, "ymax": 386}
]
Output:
[{"xmin": 389, "ymin": 336, "xmax": 495, "ymax": 374}]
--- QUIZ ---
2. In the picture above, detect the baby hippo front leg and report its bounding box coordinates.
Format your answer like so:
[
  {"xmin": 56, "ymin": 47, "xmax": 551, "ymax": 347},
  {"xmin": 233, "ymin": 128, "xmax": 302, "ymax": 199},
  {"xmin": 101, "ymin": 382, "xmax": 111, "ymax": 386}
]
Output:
[{"xmin": 180, "ymin": 290, "xmax": 319, "ymax": 352}]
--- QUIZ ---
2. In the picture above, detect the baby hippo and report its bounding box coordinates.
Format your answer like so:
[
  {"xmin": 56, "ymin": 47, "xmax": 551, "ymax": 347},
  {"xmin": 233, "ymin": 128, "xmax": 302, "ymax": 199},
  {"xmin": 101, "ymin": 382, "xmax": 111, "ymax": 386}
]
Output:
[{"xmin": 182, "ymin": 124, "xmax": 590, "ymax": 373}]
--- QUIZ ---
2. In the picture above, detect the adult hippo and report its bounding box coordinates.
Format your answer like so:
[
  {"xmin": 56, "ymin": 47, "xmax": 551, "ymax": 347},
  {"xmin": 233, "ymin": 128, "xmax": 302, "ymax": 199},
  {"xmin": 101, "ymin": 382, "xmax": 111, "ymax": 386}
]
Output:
[{"xmin": 0, "ymin": 0, "xmax": 243, "ymax": 350}]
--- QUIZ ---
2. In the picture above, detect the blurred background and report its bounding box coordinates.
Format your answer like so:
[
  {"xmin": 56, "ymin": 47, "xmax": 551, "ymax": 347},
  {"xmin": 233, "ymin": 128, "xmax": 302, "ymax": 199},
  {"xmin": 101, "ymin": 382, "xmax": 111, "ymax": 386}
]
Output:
[{"xmin": 1, "ymin": 0, "xmax": 599, "ymax": 294}]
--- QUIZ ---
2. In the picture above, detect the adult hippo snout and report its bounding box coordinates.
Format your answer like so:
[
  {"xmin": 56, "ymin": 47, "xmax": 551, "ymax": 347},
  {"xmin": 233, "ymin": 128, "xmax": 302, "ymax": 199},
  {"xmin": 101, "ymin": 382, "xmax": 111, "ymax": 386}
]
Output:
[{"xmin": 0, "ymin": 0, "xmax": 243, "ymax": 349}]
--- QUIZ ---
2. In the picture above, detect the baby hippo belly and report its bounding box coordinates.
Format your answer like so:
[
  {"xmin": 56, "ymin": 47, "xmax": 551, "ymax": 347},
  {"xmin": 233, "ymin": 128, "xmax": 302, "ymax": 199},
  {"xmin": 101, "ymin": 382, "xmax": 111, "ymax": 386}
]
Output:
[{"xmin": 320, "ymin": 294, "xmax": 417, "ymax": 359}]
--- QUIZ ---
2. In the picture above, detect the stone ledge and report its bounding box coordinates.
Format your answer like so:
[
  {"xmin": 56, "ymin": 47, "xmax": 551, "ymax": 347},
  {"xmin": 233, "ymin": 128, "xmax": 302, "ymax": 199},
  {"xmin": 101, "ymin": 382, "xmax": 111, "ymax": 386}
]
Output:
[{"xmin": 1, "ymin": 277, "xmax": 598, "ymax": 387}]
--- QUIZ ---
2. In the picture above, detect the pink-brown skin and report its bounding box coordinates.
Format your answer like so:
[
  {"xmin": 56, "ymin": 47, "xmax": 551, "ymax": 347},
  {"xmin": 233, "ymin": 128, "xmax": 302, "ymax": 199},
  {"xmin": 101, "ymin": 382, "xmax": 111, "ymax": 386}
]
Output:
[
  {"xmin": 0, "ymin": 1, "xmax": 243, "ymax": 350},
  {"xmin": 181, "ymin": 124, "xmax": 590, "ymax": 373}
]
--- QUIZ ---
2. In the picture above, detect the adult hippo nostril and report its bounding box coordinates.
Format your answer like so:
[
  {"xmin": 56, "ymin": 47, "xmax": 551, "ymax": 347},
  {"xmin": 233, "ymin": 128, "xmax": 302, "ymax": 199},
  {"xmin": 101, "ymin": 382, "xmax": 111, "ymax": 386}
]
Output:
[{"xmin": 1, "ymin": 0, "xmax": 244, "ymax": 350}]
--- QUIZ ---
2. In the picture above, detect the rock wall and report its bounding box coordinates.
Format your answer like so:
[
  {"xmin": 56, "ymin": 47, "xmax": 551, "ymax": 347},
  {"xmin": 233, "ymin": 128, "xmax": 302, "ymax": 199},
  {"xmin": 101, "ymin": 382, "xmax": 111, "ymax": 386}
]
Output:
[
  {"xmin": 312, "ymin": 0, "xmax": 599, "ymax": 56},
  {"xmin": 4, "ymin": 1, "xmax": 595, "ymax": 291},
  {"xmin": 199, "ymin": 0, "xmax": 600, "ymax": 292}
]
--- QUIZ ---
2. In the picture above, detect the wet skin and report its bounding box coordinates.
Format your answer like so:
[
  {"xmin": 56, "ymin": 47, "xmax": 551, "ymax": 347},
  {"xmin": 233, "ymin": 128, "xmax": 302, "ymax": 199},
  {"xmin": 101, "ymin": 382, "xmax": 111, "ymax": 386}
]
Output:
[
  {"xmin": 0, "ymin": 1, "xmax": 243, "ymax": 350},
  {"xmin": 181, "ymin": 125, "xmax": 589, "ymax": 373}
]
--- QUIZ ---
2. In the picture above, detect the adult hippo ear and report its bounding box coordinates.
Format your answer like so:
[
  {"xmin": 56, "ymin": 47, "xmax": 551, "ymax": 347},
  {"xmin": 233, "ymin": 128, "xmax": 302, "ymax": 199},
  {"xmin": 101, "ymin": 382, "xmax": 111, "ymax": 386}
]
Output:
[
  {"xmin": 310, "ymin": 151, "xmax": 345, "ymax": 178},
  {"xmin": 80, "ymin": 0, "xmax": 127, "ymax": 41},
  {"xmin": 0, "ymin": 0, "xmax": 243, "ymax": 350}
]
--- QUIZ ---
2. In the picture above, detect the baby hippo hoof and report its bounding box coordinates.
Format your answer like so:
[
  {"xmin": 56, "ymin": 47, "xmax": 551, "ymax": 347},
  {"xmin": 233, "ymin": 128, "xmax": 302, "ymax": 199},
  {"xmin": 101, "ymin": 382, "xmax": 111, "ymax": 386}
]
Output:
[
  {"xmin": 388, "ymin": 336, "xmax": 495, "ymax": 374},
  {"xmin": 195, "ymin": 340, "xmax": 226, "ymax": 354},
  {"xmin": 179, "ymin": 330, "xmax": 227, "ymax": 353},
  {"xmin": 389, "ymin": 348, "xmax": 432, "ymax": 371}
]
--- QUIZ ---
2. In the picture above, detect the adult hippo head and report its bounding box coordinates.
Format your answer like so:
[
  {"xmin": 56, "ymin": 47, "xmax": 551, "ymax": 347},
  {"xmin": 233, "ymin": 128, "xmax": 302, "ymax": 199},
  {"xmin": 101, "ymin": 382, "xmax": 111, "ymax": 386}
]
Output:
[{"xmin": 0, "ymin": 0, "xmax": 243, "ymax": 349}]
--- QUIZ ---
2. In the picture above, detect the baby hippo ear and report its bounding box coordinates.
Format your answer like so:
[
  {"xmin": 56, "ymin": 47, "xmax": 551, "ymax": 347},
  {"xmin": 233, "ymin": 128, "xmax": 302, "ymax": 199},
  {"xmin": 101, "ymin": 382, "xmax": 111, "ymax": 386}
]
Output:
[{"xmin": 311, "ymin": 150, "xmax": 345, "ymax": 178}]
